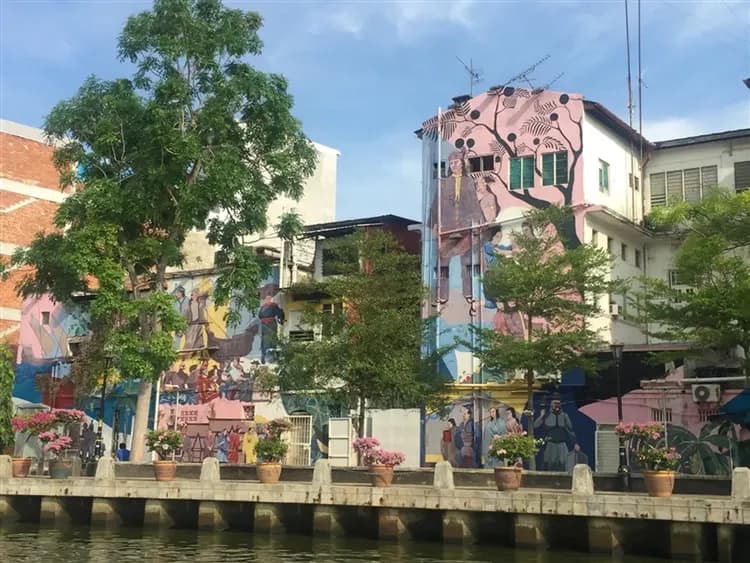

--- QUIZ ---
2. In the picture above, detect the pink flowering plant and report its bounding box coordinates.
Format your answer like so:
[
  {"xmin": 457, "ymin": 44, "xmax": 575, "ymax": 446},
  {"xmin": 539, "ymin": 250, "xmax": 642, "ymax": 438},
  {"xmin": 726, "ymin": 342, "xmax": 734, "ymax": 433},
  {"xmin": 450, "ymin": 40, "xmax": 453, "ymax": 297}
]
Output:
[
  {"xmin": 146, "ymin": 429, "xmax": 184, "ymax": 461},
  {"xmin": 11, "ymin": 409, "xmax": 85, "ymax": 436},
  {"xmin": 488, "ymin": 433, "xmax": 542, "ymax": 466},
  {"xmin": 352, "ymin": 437, "xmax": 406, "ymax": 467},
  {"xmin": 637, "ymin": 445, "xmax": 680, "ymax": 471},
  {"xmin": 616, "ymin": 421, "xmax": 680, "ymax": 472}
]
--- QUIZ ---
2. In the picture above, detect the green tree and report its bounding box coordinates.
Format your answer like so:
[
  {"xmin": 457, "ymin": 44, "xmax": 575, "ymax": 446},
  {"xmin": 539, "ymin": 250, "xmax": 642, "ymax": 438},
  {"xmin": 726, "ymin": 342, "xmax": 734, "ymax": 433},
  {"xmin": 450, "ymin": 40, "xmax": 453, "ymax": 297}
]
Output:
[
  {"xmin": 260, "ymin": 230, "xmax": 447, "ymax": 439},
  {"xmin": 0, "ymin": 343, "xmax": 15, "ymax": 454},
  {"xmin": 11, "ymin": 0, "xmax": 316, "ymax": 461},
  {"xmin": 472, "ymin": 206, "xmax": 617, "ymax": 468},
  {"xmin": 638, "ymin": 190, "xmax": 750, "ymax": 381}
]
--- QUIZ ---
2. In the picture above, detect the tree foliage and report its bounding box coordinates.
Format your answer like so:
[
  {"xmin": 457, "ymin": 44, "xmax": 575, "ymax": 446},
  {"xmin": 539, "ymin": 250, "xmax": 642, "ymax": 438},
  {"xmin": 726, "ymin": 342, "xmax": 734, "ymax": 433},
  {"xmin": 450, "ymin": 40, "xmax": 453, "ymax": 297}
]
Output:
[
  {"xmin": 10, "ymin": 0, "xmax": 316, "ymax": 460},
  {"xmin": 471, "ymin": 206, "xmax": 617, "ymax": 466},
  {"xmin": 261, "ymin": 230, "xmax": 448, "ymax": 437},
  {"xmin": 638, "ymin": 190, "xmax": 750, "ymax": 375},
  {"xmin": 0, "ymin": 343, "xmax": 15, "ymax": 453}
]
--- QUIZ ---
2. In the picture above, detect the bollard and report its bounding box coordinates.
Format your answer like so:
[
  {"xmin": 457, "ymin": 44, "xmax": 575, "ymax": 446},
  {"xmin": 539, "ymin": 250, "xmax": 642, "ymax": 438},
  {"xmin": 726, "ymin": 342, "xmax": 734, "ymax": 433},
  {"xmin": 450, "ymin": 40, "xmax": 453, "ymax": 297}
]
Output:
[
  {"xmin": 571, "ymin": 464, "xmax": 594, "ymax": 496},
  {"xmin": 200, "ymin": 457, "xmax": 221, "ymax": 482},
  {"xmin": 312, "ymin": 459, "xmax": 332, "ymax": 486},
  {"xmin": 0, "ymin": 455, "xmax": 11, "ymax": 479},
  {"xmin": 731, "ymin": 467, "xmax": 750, "ymax": 499},
  {"xmin": 433, "ymin": 461, "xmax": 455, "ymax": 490},
  {"xmin": 95, "ymin": 456, "xmax": 115, "ymax": 481}
]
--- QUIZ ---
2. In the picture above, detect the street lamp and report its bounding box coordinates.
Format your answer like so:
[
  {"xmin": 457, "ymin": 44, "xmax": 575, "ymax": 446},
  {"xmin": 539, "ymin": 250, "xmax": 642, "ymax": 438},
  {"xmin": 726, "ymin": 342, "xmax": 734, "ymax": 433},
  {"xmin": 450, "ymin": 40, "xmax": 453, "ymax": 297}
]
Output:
[
  {"xmin": 610, "ymin": 343, "xmax": 629, "ymax": 491},
  {"xmin": 94, "ymin": 350, "xmax": 114, "ymax": 460}
]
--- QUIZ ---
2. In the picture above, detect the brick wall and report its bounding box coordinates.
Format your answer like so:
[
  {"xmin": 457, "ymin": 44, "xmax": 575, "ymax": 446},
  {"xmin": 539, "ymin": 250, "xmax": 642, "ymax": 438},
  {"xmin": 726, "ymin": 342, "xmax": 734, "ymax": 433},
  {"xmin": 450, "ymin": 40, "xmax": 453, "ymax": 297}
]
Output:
[{"xmin": 0, "ymin": 131, "xmax": 60, "ymax": 189}]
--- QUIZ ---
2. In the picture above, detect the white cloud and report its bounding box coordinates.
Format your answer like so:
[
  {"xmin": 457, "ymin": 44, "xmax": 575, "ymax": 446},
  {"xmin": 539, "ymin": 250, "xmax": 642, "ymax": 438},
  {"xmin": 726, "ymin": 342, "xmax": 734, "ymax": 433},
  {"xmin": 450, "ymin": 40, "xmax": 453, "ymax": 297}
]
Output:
[
  {"xmin": 643, "ymin": 100, "xmax": 750, "ymax": 141},
  {"xmin": 668, "ymin": 1, "xmax": 750, "ymax": 45},
  {"xmin": 309, "ymin": 0, "xmax": 475, "ymax": 42}
]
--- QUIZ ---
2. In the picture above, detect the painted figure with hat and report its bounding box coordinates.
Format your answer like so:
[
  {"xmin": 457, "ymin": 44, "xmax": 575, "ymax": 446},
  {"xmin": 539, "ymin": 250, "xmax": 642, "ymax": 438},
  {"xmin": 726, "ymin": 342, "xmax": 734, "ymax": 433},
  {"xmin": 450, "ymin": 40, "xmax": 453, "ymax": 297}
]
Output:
[{"xmin": 534, "ymin": 393, "xmax": 576, "ymax": 471}]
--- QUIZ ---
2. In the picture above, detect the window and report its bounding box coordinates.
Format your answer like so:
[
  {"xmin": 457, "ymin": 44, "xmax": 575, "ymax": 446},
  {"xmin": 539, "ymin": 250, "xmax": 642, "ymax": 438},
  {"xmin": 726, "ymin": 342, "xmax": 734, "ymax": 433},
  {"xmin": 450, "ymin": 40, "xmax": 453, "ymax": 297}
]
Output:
[
  {"xmin": 607, "ymin": 237, "xmax": 614, "ymax": 255},
  {"xmin": 322, "ymin": 303, "xmax": 342, "ymax": 315},
  {"xmin": 468, "ymin": 155, "xmax": 495, "ymax": 174},
  {"xmin": 41, "ymin": 312, "xmax": 51, "ymax": 326},
  {"xmin": 598, "ymin": 160, "xmax": 610, "ymax": 191},
  {"xmin": 698, "ymin": 408, "xmax": 719, "ymax": 423},
  {"xmin": 591, "ymin": 229, "xmax": 599, "ymax": 246},
  {"xmin": 288, "ymin": 330, "xmax": 315, "ymax": 342},
  {"xmin": 465, "ymin": 264, "xmax": 481, "ymax": 277},
  {"xmin": 651, "ymin": 408, "xmax": 673, "ymax": 423},
  {"xmin": 735, "ymin": 161, "xmax": 750, "ymax": 192},
  {"xmin": 542, "ymin": 151, "xmax": 568, "ymax": 185},
  {"xmin": 439, "ymin": 265, "xmax": 449, "ymax": 279},
  {"xmin": 432, "ymin": 161, "xmax": 447, "ymax": 179},
  {"xmin": 510, "ymin": 156, "xmax": 534, "ymax": 189},
  {"xmin": 669, "ymin": 269, "xmax": 694, "ymax": 301},
  {"xmin": 620, "ymin": 243, "xmax": 627, "ymax": 262},
  {"xmin": 650, "ymin": 165, "xmax": 718, "ymax": 207},
  {"xmin": 629, "ymin": 173, "xmax": 640, "ymax": 191},
  {"xmin": 634, "ymin": 248, "xmax": 642, "ymax": 268}
]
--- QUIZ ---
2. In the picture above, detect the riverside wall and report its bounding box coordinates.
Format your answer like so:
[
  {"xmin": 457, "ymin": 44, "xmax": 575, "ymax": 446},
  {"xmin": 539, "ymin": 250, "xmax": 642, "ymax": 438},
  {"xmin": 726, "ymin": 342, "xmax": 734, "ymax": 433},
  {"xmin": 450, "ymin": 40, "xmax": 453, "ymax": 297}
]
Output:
[{"xmin": 1, "ymin": 456, "xmax": 749, "ymax": 562}]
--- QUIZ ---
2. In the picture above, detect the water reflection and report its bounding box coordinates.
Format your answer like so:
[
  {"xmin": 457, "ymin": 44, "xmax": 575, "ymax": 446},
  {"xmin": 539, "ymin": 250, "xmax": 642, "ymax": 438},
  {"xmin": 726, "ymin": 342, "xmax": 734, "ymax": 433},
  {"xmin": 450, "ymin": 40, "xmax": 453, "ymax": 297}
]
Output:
[{"xmin": 0, "ymin": 523, "xmax": 666, "ymax": 563}]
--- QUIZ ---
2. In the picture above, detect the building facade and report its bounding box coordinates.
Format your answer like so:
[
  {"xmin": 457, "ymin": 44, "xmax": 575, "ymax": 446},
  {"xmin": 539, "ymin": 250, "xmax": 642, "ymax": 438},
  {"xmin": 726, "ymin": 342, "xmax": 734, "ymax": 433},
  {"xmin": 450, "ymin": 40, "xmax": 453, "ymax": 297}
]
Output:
[{"xmin": 417, "ymin": 87, "xmax": 750, "ymax": 470}]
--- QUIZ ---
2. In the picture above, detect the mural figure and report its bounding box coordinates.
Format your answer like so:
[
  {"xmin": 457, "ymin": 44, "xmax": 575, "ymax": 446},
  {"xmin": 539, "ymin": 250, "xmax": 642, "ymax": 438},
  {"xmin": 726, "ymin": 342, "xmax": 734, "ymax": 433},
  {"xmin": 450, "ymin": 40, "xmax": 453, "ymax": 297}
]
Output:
[
  {"xmin": 215, "ymin": 429, "xmax": 229, "ymax": 463},
  {"xmin": 505, "ymin": 407, "xmax": 523, "ymax": 434},
  {"xmin": 566, "ymin": 443, "xmax": 589, "ymax": 472},
  {"xmin": 172, "ymin": 286, "xmax": 189, "ymax": 348},
  {"xmin": 228, "ymin": 426, "xmax": 241, "ymax": 464},
  {"xmin": 242, "ymin": 422, "xmax": 258, "ymax": 464},
  {"xmin": 482, "ymin": 225, "xmax": 513, "ymax": 310},
  {"xmin": 311, "ymin": 424, "xmax": 330, "ymax": 463},
  {"xmin": 483, "ymin": 407, "xmax": 506, "ymax": 468},
  {"xmin": 440, "ymin": 418, "xmax": 458, "ymax": 466},
  {"xmin": 258, "ymin": 295, "xmax": 285, "ymax": 364},
  {"xmin": 458, "ymin": 406, "xmax": 477, "ymax": 468},
  {"xmin": 184, "ymin": 289, "xmax": 209, "ymax": 350},
  {"xmin": 534, "ymin": 395, "xmax": 576, "ymax": 471}
]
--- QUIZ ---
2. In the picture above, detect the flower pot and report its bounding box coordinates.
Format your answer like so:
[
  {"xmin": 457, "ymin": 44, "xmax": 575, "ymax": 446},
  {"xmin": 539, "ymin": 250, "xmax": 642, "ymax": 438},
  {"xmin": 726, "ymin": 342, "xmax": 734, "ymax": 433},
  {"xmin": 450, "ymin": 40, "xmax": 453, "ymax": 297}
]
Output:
[
  {"xmin": 494, "ymin": 466, "xmax": 523, "ymax": 491},
  {"xmin": 643, "ymin": 470, "xmax": 675, "ymax": 497},
  {"xmin": 48, "ymin": 458, "xmax": 73, "ymax": 479},
  {"xmin": 369, "ymin": 464, "xmax": 394, "ymax": 487},
  {"xmin": 11, "ymin": 457, "xmax": 32, "ymax": 478},
  {"xmin": 257, "ymin": 462, "xmax": 282, "ymax": 484},
  {"xmin": 153, "ymin": 460, "xmax": 177, "ymax": 482}
]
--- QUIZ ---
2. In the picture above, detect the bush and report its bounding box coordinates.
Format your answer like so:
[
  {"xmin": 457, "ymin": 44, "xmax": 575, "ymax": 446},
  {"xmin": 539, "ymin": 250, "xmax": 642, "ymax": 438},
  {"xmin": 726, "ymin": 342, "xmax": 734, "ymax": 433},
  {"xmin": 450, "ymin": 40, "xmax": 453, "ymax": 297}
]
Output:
[
  {"xmin": 254, "ymin": 418, "xmax": 290, "ymax": 463},
  {"xmin": 146, "ymin": 429, "xmax": 183, "ymax": 460},
  {"xmin": 352, "ymin": 436, "xmax": 406, "ymax": 467},
  {"xmin": 487, "ymin": 433, "xmax": 541, "ymax": 466}
]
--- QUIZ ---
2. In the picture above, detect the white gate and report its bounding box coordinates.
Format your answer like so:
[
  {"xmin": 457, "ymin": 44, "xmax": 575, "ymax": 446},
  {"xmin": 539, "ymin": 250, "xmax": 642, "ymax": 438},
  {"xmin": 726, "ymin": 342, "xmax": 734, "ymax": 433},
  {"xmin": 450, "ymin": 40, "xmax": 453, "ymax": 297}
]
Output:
[
  {"xmin": 285, "ymin": 414, "xmax": 312, "ymax": 465},
  {"xmin": 327, "ymin": 417, "xmax": 352, "ymax": 467},
  {"xmin": 595, "ymin": 424, "xmax": 620, "ymax": 473}
]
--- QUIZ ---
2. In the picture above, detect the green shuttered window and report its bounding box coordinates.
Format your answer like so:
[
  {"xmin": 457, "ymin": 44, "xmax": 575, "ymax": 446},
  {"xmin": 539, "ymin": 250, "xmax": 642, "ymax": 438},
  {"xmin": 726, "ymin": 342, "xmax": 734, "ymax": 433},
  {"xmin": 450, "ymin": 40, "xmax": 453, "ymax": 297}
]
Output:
[
  {"xmin": 510, "ymin": 156, "xmax": 534, "ymax": 189},
  {"xmin": 542, "ymin": 151, "xmax": 568, "ymax": 185}
]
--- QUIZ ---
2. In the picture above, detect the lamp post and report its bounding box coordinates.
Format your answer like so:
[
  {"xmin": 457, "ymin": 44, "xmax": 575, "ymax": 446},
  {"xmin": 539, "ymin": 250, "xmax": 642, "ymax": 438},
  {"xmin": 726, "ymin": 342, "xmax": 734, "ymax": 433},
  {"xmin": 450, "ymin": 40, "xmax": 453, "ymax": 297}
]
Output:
[
  {"xmin": 610, "ymin": 343, "xmax": 629, "ymax": 491},
  {"xmin": 93, "ymin": 351, "xmax": 113, "ymax": 460}
]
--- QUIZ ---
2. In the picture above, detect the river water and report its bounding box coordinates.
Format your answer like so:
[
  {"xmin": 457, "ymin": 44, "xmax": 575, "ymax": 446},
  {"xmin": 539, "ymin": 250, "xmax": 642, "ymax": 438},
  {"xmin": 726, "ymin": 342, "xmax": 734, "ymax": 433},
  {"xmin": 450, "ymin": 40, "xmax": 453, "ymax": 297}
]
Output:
[{"xmin": 0, "ymin": 523, "xmax": 667, "ymax": 562}]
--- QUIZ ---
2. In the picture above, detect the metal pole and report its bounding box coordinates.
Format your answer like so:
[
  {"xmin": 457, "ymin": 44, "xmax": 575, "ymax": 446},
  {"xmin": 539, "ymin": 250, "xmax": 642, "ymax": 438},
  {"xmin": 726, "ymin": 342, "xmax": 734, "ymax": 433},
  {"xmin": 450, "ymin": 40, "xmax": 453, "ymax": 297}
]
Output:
[
  {"xmin": 94, "ymin": 368, "xmax": 107, "ymax": 460},
  {"xmin": 615, "ymin": 356, "xmax": 630, "ymax": 491}
]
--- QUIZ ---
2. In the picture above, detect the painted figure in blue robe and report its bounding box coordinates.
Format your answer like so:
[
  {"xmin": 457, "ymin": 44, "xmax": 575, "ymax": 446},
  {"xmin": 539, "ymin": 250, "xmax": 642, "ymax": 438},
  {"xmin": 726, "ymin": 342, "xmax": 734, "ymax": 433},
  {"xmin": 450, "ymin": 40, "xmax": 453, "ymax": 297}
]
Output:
[
  {"xmin": 483, "ymin": 225, "xmax": 512, "ymax": 310},
  {"xmin": 215, "ymin": 430, "xmax": 229, "ymax": 463},
  {"xmin": 483, "ymin": 407, "xmax": 507, "ymax": 468}
]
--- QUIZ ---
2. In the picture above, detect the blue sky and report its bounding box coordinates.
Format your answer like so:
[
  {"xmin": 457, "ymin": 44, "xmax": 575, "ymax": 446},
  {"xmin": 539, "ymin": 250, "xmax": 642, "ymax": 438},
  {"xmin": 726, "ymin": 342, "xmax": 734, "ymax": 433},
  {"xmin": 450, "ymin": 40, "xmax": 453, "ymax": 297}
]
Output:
[{"xmin": 1, "ymin": 1, "xmax": 749, "ymax": 221}]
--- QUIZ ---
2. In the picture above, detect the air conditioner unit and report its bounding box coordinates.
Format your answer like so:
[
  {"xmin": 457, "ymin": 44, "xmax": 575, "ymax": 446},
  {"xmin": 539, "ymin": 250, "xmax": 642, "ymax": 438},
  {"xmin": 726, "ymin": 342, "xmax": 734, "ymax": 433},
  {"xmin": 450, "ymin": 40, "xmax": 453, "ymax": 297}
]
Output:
[
  {"xmin": 691, "ymin": 383, "xmax": 721, "ymax": 403},
  {"xmin": 609, "ymin": 303, "xmax": 619, "ymax": 317}
]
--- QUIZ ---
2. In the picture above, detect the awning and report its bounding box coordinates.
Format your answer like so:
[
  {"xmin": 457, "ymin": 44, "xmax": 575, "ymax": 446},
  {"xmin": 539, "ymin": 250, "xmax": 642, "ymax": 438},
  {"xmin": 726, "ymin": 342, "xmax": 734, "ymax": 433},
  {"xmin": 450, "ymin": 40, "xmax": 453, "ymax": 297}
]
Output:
[{"xmin": 711, "ymin": 388, "xmax": 750, "ymax": 424}]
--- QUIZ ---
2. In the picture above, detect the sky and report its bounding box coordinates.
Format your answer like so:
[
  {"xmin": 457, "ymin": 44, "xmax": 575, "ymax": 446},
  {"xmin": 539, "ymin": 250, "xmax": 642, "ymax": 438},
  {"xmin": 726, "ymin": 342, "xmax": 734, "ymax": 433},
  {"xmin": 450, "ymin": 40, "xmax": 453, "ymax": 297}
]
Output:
[{"xmin": 1, "ymin": 0, "xmax": 749, "ymax": 222}]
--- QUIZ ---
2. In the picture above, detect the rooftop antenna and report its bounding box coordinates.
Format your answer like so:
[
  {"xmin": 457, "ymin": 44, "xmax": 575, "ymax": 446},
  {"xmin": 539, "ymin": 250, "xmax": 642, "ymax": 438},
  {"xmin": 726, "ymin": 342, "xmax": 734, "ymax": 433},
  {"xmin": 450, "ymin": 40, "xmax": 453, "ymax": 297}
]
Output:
[
  {"xmin": 535, "ymin": 72, "xmax": 565, "ymax": 93},
  {"xmin": 456, "ymin": 56, "xmax": 482, "ymax": 96},
  {"xmin": 501, "ymin": 54, "xmax": 551, "ymax": 90}
]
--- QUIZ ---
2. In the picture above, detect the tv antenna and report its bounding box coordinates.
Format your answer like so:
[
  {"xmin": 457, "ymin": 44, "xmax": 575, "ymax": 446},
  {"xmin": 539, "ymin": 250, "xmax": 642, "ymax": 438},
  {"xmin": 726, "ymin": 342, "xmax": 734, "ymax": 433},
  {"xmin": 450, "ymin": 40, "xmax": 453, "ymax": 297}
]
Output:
[
  {"xmin": 501, "ymin": 54, "xmax": 551, "ymax": 90},
  {"xmin": 456, "ymin": 56, "xmax": 482, "ymax": 96}
]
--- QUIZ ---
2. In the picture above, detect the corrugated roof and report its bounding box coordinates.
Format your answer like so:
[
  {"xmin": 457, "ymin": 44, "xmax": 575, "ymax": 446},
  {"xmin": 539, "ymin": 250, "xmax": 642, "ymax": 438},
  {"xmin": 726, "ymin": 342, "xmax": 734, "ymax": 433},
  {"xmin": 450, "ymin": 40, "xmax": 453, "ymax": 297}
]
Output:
[
  {"xmin": 303, "ymin": 214, "xmax": 419, "ymax": 238},
  {"xmin": 653, "ymin": 128, "xmax": 750, "ymax": 149}
]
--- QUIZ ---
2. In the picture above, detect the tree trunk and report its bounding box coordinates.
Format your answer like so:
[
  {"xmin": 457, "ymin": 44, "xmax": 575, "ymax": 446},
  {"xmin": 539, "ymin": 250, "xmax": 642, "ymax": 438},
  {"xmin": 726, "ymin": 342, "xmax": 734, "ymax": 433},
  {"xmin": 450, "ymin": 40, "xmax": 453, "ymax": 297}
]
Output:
[
  {"xmin": 526, "ymin": 369, "xmax": 536, "ymax": 470},
  {"xmin": 130, "ymin": 381, "xmax": 153, "ymax": 462}
]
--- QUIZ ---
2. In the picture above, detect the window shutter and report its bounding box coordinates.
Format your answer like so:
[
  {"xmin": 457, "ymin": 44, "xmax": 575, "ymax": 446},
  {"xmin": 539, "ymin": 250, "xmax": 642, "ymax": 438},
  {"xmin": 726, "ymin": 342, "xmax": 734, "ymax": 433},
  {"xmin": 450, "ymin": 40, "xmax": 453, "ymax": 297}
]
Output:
[
  {"xmin": 650, "ymin": 172, "xmax": 666, "ymax": 207},
  {"xmin": 701, "ymin": 165, "xmax": 718, "ymax": 194},
  {"xmin": 510, "ymin": 158, "xmax": 521, "ymax": 189},
  {"xmin": 603, "ymin": 162, "xmax": 609, "ymax": 188},
  {"xmin": 556, "ymin": 151, "xmax": 568, "ymax": 184},
  {"xmin": 683, "ymin": 168, "xmax": 701, "ymax": 202},
  {"xmin": 542, "ymin": 153, "xmax": 554, "ymax": 185},
  {"xmin": 522, "ymin": 156, "xmax": 534, "ymax": 188},
  {"xmin": 667, "ymin": 170, "xmax": 683, "ymax": 203},
  {"xmin": 734, "ymin": 161, "xmax": 750, "ymax": 192}
]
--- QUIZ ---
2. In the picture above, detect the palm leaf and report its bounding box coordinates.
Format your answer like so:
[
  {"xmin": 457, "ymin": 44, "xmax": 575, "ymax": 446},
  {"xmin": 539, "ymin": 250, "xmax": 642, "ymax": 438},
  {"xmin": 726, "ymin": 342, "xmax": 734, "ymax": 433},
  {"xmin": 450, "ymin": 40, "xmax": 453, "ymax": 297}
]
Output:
[
  {"xmin": 521, "ymin": 116, "xmax": 552, "ymax": 136},
  {"xmin": 542, "ymin": 136, "xmax": 566, "ymax": 151},
  {"xmin": 534, "ymin": 99, "xmax": 558, "ymax": 115}
]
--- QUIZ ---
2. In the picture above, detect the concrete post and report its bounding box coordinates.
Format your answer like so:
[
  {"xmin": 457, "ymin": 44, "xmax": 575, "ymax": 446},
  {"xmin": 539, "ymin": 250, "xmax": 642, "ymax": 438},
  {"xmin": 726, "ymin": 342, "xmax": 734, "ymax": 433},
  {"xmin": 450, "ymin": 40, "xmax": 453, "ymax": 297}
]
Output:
[
  {"xmin": 254, "ymin": 503, "xmax": 284, "ymax": 533},
  {"xmin": 40, "ymin": 496, "xmax": 72, "ymax": 525},
  {"xmin": 587, "ymin": 517, "xmax": 625, "ymax": 555},
  {"xmin": 312, "ymin": 505, "xmax": 344, "ymax": 536},
  {"xmin": 312, "ymin": 459, "xmax": 332, "ymax": 486},
  {"xmin": 731, "ymin": 467, "xmax": 750, "ymax": 499},
  {"xmin": 433, "ymin": 461, "xmax": 454, "ymax": 490},
  {"xmin": 514, "ymin": 514, "xmax": 548, "ymax": 549},
  {"xmin": 91, "ymin": 498, "xmax": 123, "ymax": 528},
  {"xmin": 198, "ymin": 501, "xmax": 228, "ymax": 531},
  {"xmin": 0, "ymin": 455, "xmax": 11, "ymax": 479},
  {"xmin": 144, "ymin": 499, "xmax": 175, "ymax": 529},
  {"xmin": 571, "ymin": 464, "xmax": 594, "ymax": 496},
  {"xmin": 95, "ymin": 457, "xmax": 115, "ymax": 481},
  {"xmin": 670, "ymin": 522, "xmax": 707, "ymax": 560},
  {"xmin": 200, "ymin": 457, "xmax": 221, "ymax": 482},
  {"xmin": 378, "ymin": 508, "xmax": 409, "ymax": 540},
  {"xmin": 442, "ymin": 510, "xmax": 477, "ymax": 544}
]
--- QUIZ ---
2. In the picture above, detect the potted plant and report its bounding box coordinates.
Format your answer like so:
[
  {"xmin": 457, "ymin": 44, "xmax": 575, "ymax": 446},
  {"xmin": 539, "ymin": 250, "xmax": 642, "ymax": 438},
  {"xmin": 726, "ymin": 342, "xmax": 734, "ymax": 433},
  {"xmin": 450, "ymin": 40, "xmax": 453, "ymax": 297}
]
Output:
[
  {"xmin": 615, "ymin": 422, "xmax": 680, "ymax": 497},
  {"xmin": 254, "ymin": 418, "xmax": 290, "ymax": 484},
  {"xmin": 487, "ymin": 432, "xmax": 541, "ymax": 491},
  {"xmin": 39, "ymin": 432, "xmax": 75, "ymax": 478},
  {"xmin": 352, "ymin": 437, "xmax": 406, "ymax": 487},
  {"xmin": 146, "ymin": 428, "xmax": 184, "ymax": 481},
  {"xmin": 11, "ymin": 409, "xmax": 85, "ymax": 478}
]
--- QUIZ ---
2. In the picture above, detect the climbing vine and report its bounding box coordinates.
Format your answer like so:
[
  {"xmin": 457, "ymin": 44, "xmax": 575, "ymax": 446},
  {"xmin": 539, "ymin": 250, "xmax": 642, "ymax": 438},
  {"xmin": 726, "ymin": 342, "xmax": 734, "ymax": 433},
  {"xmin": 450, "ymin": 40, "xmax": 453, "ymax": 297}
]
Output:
[{"xmin": 0, "ymin": 343, "xmax": 15, "ymax": 453}]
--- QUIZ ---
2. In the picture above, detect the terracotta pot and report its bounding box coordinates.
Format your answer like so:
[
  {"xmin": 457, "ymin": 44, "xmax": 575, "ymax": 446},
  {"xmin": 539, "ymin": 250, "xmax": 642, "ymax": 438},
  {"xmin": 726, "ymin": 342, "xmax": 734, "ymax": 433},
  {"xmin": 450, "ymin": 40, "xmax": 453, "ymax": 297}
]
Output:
[
  {"xmin": 48, "ymin": 458, "xmax": 73, "ymax": 479},
  {"xmin": 494, "ymin": 466, "xmax": 523, "ymax": 491},
  {"xmin": 257, "ymin": 462, "xmax": 282, "ymax": 484},
  {"xmin": 643, "ymin": 470, "xmax": 675, "ymax": 497},
  {"xmin": 11, "ymin": 457, "xmax": 32, "ymax": 478},
  {"xmin": 153, "ymin": 460, "xmax": 177, "ymax": 482},
  {"xmin": 370, "ymin": 464, "xmax": 394, "ymax": 487}
]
